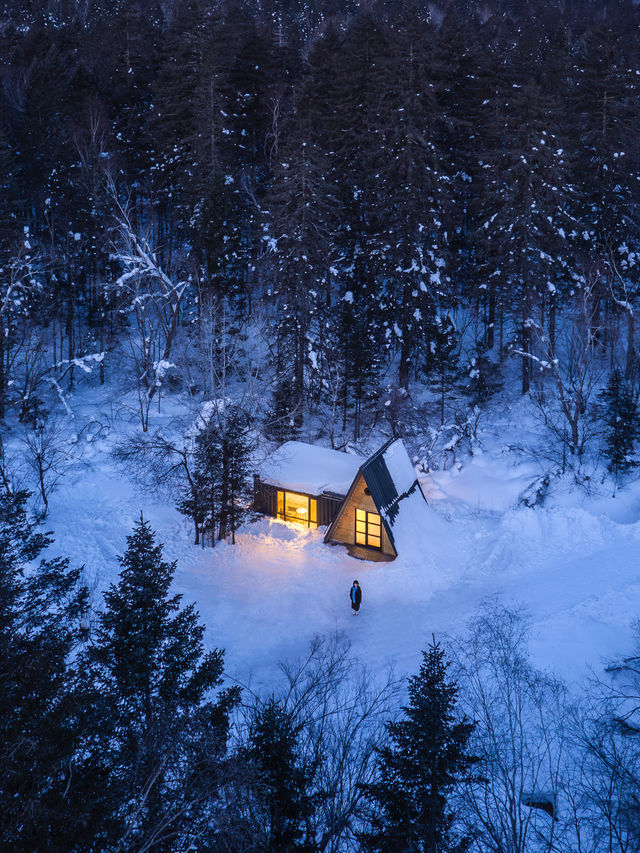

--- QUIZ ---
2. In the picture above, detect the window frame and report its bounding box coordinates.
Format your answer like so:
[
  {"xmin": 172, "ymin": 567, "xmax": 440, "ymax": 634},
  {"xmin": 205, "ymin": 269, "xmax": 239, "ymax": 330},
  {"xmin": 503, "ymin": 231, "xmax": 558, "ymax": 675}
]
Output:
[
  {"xmin": 276, "ymin": 489, "xmax": 318, "ymax": 528},
  {"xmin": 355, "ymin": 508, "xmax": 382, "ymax": 549}
]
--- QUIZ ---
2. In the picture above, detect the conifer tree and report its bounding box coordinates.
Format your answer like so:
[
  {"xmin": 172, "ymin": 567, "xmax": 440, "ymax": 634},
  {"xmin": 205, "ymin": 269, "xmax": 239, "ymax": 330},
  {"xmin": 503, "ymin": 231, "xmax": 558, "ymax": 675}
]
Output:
[
  {"xmin": 240, "ymin": 698, "xmax": 318, "ymax": 853},
  {"xmin": 374, "ymin": 6, "xmax": 451, "ymax": 391},
  {"xmin": 423, "ymin": 313, "xmax": 459, "ymax": 426},
  {"xmin": 360, "ymin": 638, "xmax": 477, "ymax": 853},
  {"xmin": 178, "ymin": 405, "xmax": 252, "ymax": 546},
  {"xmin": 81, "ymin": 517, "xmax": 240, "ymax": 850},
  {"xmin": 598, "ymin": 368, "xmax": 640, "ymax": 478},
  {"xmin": 0, "ymin": 489, "xmax": 88, "ymax": 850}
]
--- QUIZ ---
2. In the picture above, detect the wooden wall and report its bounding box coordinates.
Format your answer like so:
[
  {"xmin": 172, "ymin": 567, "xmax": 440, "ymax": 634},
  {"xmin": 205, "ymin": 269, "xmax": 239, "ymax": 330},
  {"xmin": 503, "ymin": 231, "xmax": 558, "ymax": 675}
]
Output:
[
  {"xmin": 328, "ymin": 472, "xmax": 396, "ymax": 557},
  {"xmin": 253, "ymin": 477, "xmax": 343, "ymax": 527}
]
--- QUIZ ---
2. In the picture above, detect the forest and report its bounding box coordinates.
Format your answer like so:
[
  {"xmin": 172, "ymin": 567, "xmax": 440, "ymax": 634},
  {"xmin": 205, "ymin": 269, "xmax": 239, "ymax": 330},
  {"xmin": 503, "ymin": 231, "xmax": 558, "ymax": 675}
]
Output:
[{"xmin": 2, "ymin": 0, "xmax": 640, "ymax": 849}]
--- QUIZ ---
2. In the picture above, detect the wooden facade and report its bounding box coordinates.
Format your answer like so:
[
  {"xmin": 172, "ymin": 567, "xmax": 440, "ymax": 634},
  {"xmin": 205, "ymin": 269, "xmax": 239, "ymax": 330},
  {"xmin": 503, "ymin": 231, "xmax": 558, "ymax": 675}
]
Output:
[
  {"xmin": 324, "ymin": 471, "xmax": 396, "ymax": 560},
  {"xmin": 253, "ymin": 476, "xmax": 344, "ymax": 528}
]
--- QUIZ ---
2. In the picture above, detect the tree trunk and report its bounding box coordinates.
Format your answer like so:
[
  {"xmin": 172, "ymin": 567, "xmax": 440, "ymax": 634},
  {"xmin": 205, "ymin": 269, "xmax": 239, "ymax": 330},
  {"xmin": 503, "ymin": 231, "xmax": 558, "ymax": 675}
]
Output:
[
  {"xmin": 398, "ymin": 334, "xmax": 410, "ymax": 390},
  {"xmin": 521, "ymin": 313, "xmax": 531, "ymax": 395},
  {"xmin": 0, "ymin": 323, "xmax": 5, "ymax": 420},
  {"xmin": 487, "ymin": 286, "xmax": 495, "ymax": 350},
  {"xmin": 549, "ymin": 291, "xmax": 556, "ymax": 358},
  {"xmin": 625, "ymin": 309, "xmax": 634, "ymax": 381}
]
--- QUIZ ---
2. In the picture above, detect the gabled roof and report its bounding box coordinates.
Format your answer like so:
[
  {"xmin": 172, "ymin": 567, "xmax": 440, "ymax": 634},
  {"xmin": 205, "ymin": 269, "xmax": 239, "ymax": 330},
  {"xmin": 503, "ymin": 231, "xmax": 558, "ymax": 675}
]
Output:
[
  {"xmin": 361, "ymin": 439, "xmax": 421, "ymax": 550},
  {"xmin": 324, "ymin": 438, "xmax": 426, "ymax": 555},
  {"xmin": 258, "ymin": 440, "xmax": 364, "ymax": 497},
  {"xmin": 361, "ymin": 439, "xmax": 418, "ymax": 527}
]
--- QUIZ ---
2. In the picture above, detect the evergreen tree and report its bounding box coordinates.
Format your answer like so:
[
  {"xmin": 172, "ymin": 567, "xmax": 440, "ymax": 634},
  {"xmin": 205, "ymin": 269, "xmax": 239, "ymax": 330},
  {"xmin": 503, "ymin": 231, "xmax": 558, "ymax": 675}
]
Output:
[
  {"xmin": 374, "ymin": 8, "xmax": 451, "ymax": 391},
  {"xmin": 360, "ymin": 638, "xmax": 477, "ymax": 853},
  {"xmin": 80, "ymin": 516, "xmax": 240, "ymax": 850},
  {"xmin": 178, "ymin": 405, "xmax": 252, "ymax": 546},
  {"xmin": 423, "ymin": 313, "xmax": 459, "ymax": 426},
  {"xmin": 240, "ymin": 698, "xmax": 319, "ymax": 853},
  {"xmin": 470, "ymin": 34, "xmax": 576, "ymax": 392},
  {"xmin": 0, "ymin": 489, "xmax": 88, "ymax": 850},
  {"xmin": 598, "ymin": 367, "xmax": 640, "ymax": 477},
  {"xmin": 265, "ymin": 367, "xmax": 301, "ymax": 444},
  {"xmin": 464, "ymin": 346, "xmax": 503, "ymax": 407}
]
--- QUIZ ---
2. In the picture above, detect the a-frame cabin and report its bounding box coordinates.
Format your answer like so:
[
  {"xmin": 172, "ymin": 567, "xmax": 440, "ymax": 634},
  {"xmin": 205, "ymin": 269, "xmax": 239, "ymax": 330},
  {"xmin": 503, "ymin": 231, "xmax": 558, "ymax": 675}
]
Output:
[
  {"xmin": 324, "ymin": 438, "xmax": 425, "ymax": 561},
  {"xmin": 254, "ymin": 438, "xmax": 428, "ymax": 561}
]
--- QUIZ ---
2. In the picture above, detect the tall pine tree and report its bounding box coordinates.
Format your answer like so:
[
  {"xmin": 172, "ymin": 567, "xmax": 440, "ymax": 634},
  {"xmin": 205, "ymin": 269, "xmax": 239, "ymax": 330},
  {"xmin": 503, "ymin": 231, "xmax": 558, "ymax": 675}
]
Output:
[
  {"xmin": 361, "ymin": 638, "xmax": 477, "ymax": 853},
  {"xmin": 79, "ymin": 516, "xmax": 240, "ymax": 850},
  {"xmin": 598, "ymin": 367, "xmax": 640, "ymax": 478},
  {"xmin": 239, "ymin": 698, "xmax": 319, "ymax": 853},
  {"xmin": 0, "ymin": 489, "xmax": 88, "ymax": 850}
]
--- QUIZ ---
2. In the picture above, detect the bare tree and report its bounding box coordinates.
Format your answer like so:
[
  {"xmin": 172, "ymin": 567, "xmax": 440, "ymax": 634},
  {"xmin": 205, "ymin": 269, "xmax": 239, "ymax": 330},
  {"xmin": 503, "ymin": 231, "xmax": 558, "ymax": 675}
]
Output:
[
  {"xmin": 605, "ymin": 245, "xmax": 638, "ymax": 382},
  {"xmin": 548, "ymin": 635, "xmax": 640, "ymax": 853},
  {"xmin": 450, "ymin": 600, "xmax": 570, "ymax": 853},
  {"xmin": 520, "ymin": 274, "xmax": 603, "ymax": 469},
  {"xmin": 232, "ymin": 633, "xmax": 400, "ymax": 853},
  {"xmin": 108, "ymin": 182, "xmax": 190, "ymax": 430},
  {"xmin": 21, "ymin": 416, "xmax": 76, "ymax": 517}
]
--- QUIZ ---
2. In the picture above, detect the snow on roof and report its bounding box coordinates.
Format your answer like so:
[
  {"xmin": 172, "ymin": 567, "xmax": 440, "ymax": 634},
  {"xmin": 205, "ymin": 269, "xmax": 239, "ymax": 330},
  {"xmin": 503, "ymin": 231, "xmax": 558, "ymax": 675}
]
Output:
[
  {"xmin": 259, "ymin": 441, "xmax": 364, "ymax": 497},
  {"xmin": 382, "ymin": 485, "xmax": 437, "ymax": 558},
  {"xmin": 383, "ymin": 439, "xmax": 418, "ymax": 496}
]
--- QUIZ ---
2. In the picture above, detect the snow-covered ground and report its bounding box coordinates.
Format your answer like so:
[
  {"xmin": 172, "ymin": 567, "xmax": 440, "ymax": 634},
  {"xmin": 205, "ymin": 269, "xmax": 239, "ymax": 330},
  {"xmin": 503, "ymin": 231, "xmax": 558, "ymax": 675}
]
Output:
[{"xmin": 28, "ymin": 384, "xmax": 640, "ymax": 695}]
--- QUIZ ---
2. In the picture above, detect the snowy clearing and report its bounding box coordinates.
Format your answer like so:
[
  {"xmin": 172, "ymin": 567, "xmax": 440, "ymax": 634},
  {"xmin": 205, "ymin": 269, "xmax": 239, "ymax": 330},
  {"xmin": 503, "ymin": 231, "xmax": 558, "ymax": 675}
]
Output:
[{"xmin": 39, "ymin": 394, "xmax": 640, "ymax": 695}]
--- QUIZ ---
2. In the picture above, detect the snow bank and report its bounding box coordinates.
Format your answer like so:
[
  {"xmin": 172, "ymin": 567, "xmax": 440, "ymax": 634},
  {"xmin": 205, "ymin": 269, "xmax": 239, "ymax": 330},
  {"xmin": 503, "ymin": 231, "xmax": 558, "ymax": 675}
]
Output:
[
  {"xmin": 429, "ymin": 455, "xmax": 542, "ymax": 512},
  {"xmin": 259, "ymin": 441, "xmax": 364, "ymax": 496}
]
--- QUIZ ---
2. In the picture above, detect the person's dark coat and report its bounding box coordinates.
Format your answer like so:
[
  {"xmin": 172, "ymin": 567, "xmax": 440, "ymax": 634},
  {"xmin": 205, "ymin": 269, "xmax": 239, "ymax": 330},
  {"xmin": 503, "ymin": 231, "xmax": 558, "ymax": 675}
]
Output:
[{"xmin": 350, "ymin": 583, "xmax": 362, "ymax": 612}]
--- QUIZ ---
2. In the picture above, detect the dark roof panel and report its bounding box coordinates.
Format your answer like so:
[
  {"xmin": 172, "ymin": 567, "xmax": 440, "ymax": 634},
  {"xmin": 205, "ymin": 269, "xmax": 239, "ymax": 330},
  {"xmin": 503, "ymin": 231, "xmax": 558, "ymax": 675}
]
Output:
[
  {"xmin": 361, "ymin": 439, "xmax": 398, "ymax": 518},
  {"xmin": 361, "ymin": 439, "xmax": 420, "ymax": 550}
]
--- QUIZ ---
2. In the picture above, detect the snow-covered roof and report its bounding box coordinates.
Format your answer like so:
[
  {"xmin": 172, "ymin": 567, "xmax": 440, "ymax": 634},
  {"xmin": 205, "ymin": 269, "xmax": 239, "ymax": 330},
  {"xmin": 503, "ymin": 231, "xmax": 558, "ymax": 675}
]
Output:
[
  {"xmin": 381, "ymin": 485, "xmax": 432, "ymax": 556},
  {"xmin": 358, "ymin": 438, "xmax": 427, "ymax": 554},
  {"xmin": 383, "ymin": 439, "xmax": 419, "ymax": 497},
  {"xmin": 259, "ymin": 441, "xmax": 364, "ymax": 497}
]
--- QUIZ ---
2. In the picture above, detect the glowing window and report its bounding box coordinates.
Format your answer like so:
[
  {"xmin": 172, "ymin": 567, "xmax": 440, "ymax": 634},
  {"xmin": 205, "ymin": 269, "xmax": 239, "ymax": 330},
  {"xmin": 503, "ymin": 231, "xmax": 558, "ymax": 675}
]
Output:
[
  {"xmin": 276, "ymin": 490, "xmax": 318, "ymax": 528},
  {"xmin": 355, "ymin": 508, "xmax": 382, "ymax": 549}
]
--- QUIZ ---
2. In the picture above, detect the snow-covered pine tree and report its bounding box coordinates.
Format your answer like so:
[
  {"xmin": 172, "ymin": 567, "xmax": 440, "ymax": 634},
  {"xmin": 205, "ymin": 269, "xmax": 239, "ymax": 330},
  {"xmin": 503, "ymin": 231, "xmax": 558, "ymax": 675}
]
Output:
[
  {"xmin": 0, "ymin": 489, "xmax": 88, "ymax": 849},
  {"xmin": 470, "ymin": 29, "xmax": 575, "ymax": 391},
  {"xmin": 360, "ymin": 638, "xmax": 478, "ymax": 853},
  {"xmin": 178, "ymin": 404, "xmax": 252, "ymax": 546},
  {"xmin": 315, "ymin": 14, "xmax": 390, "ymax": 439},
  {"xmin": 423, "ymin": 313, "xmax": 459, "ymax": 425},
  {"xmin": 81, "ymin": 516, "xmax": 240, "ymax": 849},
  {"xmin": 570, "ymin": 25, "xmax": 640, "ymax": 380},
  {"xmin": 263, "ymin": 104, "xmax": 338, "ymax": 433},
  {"xmin": 374, "ymin": 6, "xmax": 450, "ymax": 391},
  {"xmin": 598, "ymin": 367, "xmax": 640, "ymax": 478},
  {"xmin": 216, "ymin": 404, "xmax": 253, "ymax": 543}
]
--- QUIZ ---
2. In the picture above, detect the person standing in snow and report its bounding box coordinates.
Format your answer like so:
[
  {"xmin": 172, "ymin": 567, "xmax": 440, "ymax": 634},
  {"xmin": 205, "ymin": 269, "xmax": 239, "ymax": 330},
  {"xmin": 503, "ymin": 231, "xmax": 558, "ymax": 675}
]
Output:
[{"xmin": 350, "ymin": 580, "xmax": 362, "ymax": 614}]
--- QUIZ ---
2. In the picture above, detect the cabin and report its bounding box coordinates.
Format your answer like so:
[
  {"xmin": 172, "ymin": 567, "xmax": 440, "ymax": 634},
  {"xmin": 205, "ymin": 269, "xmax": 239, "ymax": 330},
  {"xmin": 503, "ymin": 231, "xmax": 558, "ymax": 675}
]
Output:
[
  {"xmin": 254, "ymin": 438, "xmax": 427, "ymax": 561},
  {"xmin": 253, "ymin": 441, "xmax": 363, "ymax": 529}
]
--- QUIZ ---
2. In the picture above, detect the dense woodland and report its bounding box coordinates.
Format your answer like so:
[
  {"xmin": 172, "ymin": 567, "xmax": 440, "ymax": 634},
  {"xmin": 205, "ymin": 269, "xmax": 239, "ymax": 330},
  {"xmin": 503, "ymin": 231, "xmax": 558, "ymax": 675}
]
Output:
[
  {"xmin": 3, "ymin": 0, "xmax": 640, "ymax": 849},
  {"xmin": 1, "ymin": 0, "xmax": 640, "ymax": 474}
]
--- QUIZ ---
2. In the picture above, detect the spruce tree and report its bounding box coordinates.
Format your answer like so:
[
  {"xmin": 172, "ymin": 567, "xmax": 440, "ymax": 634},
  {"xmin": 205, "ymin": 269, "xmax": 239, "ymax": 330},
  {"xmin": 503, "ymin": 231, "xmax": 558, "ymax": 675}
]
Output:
[
  {"xmin": 81, "ymin": 516, "xmax": 240, "ymax": 850},
  {"xmin": 360, "ymin": 638, "xmax": 477, "ymax": 853},
  {"xmin": 599, "ymin": 368, "xmax": 640, "ymax": 478},
  {"xmin": 241, "ymin": 698, "xmax": 318, "ymax": 853},
  {"xmin": 179, "ymin": 406, "xmax": 252, "ymax": 546},
  {"xmin": 0, "ymin": 489, "xmax": 88, "ymax": 850},
  {"xmin": 423, "ymin": 313, "xmax": 459, "ymax": 426}
]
